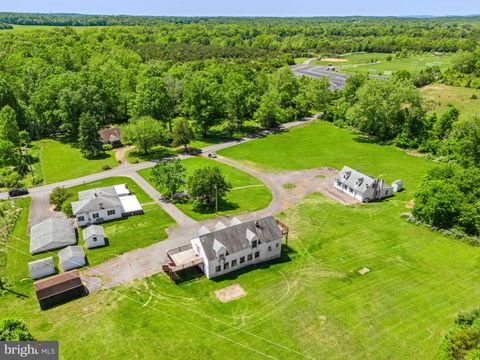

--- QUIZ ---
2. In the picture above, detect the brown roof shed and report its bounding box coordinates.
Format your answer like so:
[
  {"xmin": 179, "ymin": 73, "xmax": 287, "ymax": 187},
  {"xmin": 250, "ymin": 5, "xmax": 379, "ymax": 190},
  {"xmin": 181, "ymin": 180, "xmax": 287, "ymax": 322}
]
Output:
[{"xmin": 34, "ymin": 270, "xmax": 86, "ymax": 310}]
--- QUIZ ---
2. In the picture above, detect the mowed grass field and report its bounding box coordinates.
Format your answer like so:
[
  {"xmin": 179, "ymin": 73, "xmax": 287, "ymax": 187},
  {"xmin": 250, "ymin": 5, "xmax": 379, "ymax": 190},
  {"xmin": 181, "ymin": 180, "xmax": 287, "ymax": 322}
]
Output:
[
  {"xmin": 35, "ymin": 139, "xmax": 118, "ymax": 184},
  {"xmin": 219, "ymin": 121, "xmax": 435, "ymax": 196},
  {"xmin": 3, "ymin": 121, "xmax": 478, "ymax": 358},
  {"xmin": 421, "ymin": 84, "xmax": 480, "ymax": 119},
  {"xmin": 308, "ymin": 52, "xmax": 454, "ymax": 76},
  {"xmin": 2, "ymin": 193, "xmax": 480, "ymax": 358},
  {"xmin": 138, "ymin": 157, "xmax": 272, "ymax": 220}
]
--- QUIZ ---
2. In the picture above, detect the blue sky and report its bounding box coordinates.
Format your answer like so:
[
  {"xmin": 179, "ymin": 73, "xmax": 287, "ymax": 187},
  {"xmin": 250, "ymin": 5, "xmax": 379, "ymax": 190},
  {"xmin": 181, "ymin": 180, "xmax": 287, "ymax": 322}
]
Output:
[{"xmin": 1, "ymin": 0, "xmax": 478, "ymax": 17}]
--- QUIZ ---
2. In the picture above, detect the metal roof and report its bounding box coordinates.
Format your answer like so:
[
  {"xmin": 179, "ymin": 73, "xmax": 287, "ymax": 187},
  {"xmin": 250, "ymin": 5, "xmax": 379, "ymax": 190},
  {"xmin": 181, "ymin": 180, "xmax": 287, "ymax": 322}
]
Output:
[
  {"xmin": 82, "ymin": 225, "xmax": 105, "ymax": 239},
  {"xmin": 71, "ymin": 194, "xmax": 122, "ymax": 215},
  {"xmin": 197, "ymin": 216, "xmax": 282, "ymax": 261},
  {"xmin": 30, "ymin": 218, "xmax": 76, "ymax": 254},
  {"xmin": 58, "ymin": 246, "xmax": 85, "ymax": 262},
  {"xmin": 28, "ymin": 257, "xmax": 55, "ymax": 274},
  {"xmin": 34, "ymin": 270, "xmax": 83, "ymax": 300}
]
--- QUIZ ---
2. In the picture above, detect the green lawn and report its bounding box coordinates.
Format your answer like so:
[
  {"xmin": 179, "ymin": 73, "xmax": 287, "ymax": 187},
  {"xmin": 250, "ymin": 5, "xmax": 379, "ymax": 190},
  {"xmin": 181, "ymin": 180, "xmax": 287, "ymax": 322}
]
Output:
[
  {"xmin": 35, "ymin": 139, "xmax": 118, "ymax": 184},
  {"xmin": 311, "ymin": 52, "xmax": 454, "ymax": 76},
  {"xmin": 3, "ymin": 120, "xmax": 476, "ymax": 359},
  {"xmin": 138, "ymin": 157, "xmax": 272, "ymax": 220},
  {"xmin": 219, "ymin": 121, "xmax": 435, "ymax": 197},
  {"xmin": 2, "ymin": 191, "xmax": 480, "ymax": 358},
  {"xmin": 421, "ymin": 84, "xmax": 480, "ymax": 120}
]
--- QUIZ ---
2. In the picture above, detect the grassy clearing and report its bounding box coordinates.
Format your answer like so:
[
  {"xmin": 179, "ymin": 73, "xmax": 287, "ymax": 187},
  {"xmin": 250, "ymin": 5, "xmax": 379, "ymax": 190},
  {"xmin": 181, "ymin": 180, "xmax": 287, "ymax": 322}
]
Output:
[
  {"xmin": 138, "ymin": 157, "xmax": 272, "ymax": 220},
  {"xmin": 35, "ymin": 139, "xmax": 117, "ymax": 184},
  {"xmin": 219, "ymin": 121, "xmax": 435, "ymax": 197},
  {"xmin": 420, "ymin": 84, "xmax": 480, "ymax": 119},
  {"xmin": 311, "ymin": 52, "xmax": 454, "ymax": 76},
  {"xmin": 282, "ymin": 183, "xmax": 296, "ymax": 189},
  {"xmin": 2, "ymin": 192, "xmax": 480, "ymax": 358}
]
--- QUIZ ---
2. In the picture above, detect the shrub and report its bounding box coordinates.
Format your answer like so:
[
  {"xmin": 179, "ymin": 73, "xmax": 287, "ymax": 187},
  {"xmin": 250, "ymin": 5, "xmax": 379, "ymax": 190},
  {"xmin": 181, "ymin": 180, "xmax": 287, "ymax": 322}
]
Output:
[
  {"xmin": 471, "ymin": 94, "xmax": 478, "ymax": 100},
  {"xmin": 101, "ymin": 164, "xmax": 111, "ymax": 171},
  {"xmin": 49, "ymin": 187, "xmax": 73, "ymax": 210},
  {"xmin": 103, "ymin": 143, "xmax": 113, "ymax": 151},
  {"xmin": 61, "ymin": 200, "xmax": 73, "ymax": 217},
  {"xmin": 0, "ymin": 319, "xmax": 35, "ymax": 341}
]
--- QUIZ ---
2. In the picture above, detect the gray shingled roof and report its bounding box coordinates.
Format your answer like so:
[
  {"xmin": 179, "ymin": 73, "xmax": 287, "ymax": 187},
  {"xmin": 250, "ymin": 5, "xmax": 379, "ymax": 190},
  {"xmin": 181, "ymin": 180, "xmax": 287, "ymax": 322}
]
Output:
[
  {"xmin": 72, "ymin": 186, "xmax": 123, "ymax": 215},
  {"xmin": 58, "ymin": 246, "xmax": 85, "ymax": 263},
  {"xmin": 197, "ymin": 216, "xmax": 281, "ymax": 261},
  {"xmin": 28, "ymin": 257, "xmax": 55, "ymax": 276},
  {"xmin": 30, "ymin": 218, "xmax": 76, "ymax": 254},
  {"xmin": 82, "ymin": 225, "xmax": 105, "ymax": 239},
  {"xmin": 78, "ymin": 186, "xmax": 117, "ymax": 201},
  {"xmin": 336, "ymin": 166, "xmax": 376, "ymax": 194}
]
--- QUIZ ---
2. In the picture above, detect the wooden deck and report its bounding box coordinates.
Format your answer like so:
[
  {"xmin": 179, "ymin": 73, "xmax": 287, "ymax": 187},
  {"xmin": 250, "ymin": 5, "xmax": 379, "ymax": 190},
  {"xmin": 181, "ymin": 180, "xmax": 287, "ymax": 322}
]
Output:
[{"xmin": 164, "ymin": 244, "xmax": 203, "ymax": 277}]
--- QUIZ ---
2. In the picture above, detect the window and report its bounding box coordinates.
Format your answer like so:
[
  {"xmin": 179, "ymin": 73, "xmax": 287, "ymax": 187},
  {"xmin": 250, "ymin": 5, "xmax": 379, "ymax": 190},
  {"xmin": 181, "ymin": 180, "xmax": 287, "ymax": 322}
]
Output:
[
  {"xmin": 276, "ymin": 242, "xmax": 279, "ymax": 248},
  {"xmin": 254, "ymin": 251, "xmax": 260, "ymax": 258},
  {"xmin": 224, "ymin": 262, "xmax": 230, "ymax": 270},
  {"xmin": 215, "ymin": 265, "xmax": 221, "ymax": 273},
  {"xmin": 78, "ymin": 216, "xmax": 84, "ymax": 222},
  {"xmin": 268, "ymin": 246, "xmax": 272, "ymax": 252},
  {"xmin": 93, "ymin": 237, "xmax": 97, "ymax": 242},
  {"xmin": 232, "ymin": 259, "xmax": 237, "ymax": 267},
  {"xmin": 92, "ymin": 213, "xmax": 99, "ymax": 219},
  {"xmin": 247, "ymin": 254, "xmax": 252, "ymax": 261},
  {"xmin": 252, "ymin": 240, "xmax": 257, "ymax": 248},
  {"xmin": 107, "ymin": 210, "xmax": 116, "ymax": 216},
  {"xmin": 240, "ymin": 256, "xmax": 245, "ymax": 264}
]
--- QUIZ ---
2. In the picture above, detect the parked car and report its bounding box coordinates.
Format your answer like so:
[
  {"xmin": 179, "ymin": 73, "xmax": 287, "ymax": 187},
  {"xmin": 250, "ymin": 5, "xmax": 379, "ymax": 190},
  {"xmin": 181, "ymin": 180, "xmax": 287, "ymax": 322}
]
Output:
[
  {"xmin": 8, "ymin": 188, "xmax": 29, "ymax": 197},
  {"xmin": 208, "ymin": 153, "xmax": 217, "ymax": 158}
]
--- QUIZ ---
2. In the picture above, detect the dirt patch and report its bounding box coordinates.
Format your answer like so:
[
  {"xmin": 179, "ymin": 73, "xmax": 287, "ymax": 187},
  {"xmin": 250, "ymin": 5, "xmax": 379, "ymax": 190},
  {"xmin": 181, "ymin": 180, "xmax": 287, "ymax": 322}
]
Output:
[
  {"xmin": 406, "ymin": 150, "xmax": 425, "ymax": 157},
  {"xmin": 405, "ymin": 199, "xmax": 415, "ymax": 209},
  {"xmin": 214, "ymin": 284, "xmax": 246, "ymax": 303},
  {"xmin": 321, "ymin": 57, "xmax": 349, "ymax": 63}
]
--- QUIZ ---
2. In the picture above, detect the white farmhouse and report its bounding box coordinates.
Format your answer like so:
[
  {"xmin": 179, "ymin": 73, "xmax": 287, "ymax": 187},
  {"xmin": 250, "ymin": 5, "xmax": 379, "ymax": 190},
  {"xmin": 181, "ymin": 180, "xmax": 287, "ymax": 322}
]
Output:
[
  {"xmin": 334, "ymin": 166, "xmax": 399, "ymax": 203},
  {"xmin": 28, "ymin": 257, "xmax": 56, "ymax": 280},
  {"xmin": 83, "ymin": 225, "xmax": 106, "ymax": 249},
  {"xmin": 71, "ymin": 184, "xmax": 143, "ymax": 227},
  {"xmin": 58, "ymin": 246, "xmax": 86, "ymax": 271},
  {"xmin": 166, "ymin": 216, "xmax": 283, "ymax": 279}
]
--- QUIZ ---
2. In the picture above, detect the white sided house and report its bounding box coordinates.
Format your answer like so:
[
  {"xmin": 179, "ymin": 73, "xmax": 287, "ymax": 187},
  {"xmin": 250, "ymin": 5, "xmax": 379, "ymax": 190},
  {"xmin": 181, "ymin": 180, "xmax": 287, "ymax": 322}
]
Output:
[
  {"xmin": 71, "ymin": 184, "xmax": 143, "ymax": 227},
  {"xmin": 166, "ymin": 216, "xmax": 283, "ymax": 279},
  {"xmin": 334, "ymin": 166, "xmax": 400, "ymax": 203}
]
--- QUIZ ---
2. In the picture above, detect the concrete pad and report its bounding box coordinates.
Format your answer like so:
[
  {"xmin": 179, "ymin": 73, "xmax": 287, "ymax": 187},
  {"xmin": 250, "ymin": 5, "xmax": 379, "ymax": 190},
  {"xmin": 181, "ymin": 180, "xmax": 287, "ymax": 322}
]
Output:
[{"xmin": 214, "ymin": 284, "xmax": 246, "ymax": 303}]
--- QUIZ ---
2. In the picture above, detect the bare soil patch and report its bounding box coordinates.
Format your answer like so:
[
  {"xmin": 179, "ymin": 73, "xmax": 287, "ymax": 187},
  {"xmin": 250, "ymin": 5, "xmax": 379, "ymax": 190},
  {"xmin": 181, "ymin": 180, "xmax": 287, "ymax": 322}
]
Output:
[
  {"xmin": 214, "ymin": 284, "xmax": 246, "ymax": 303},
  {"xmin": 321, "ymin": 57, "xmax": 349, "ymax": 63},
  {"xmin": 405, "ymin": 199, "xmax": 415, "ymax": 209}
]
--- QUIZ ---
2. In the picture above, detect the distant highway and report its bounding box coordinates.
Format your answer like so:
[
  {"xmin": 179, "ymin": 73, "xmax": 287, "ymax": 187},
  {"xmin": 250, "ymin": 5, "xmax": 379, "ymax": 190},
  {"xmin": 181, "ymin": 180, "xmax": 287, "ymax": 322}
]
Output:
[{"xmin": 291, "ymin": 64, "xmax": 349, "ymax": 90}]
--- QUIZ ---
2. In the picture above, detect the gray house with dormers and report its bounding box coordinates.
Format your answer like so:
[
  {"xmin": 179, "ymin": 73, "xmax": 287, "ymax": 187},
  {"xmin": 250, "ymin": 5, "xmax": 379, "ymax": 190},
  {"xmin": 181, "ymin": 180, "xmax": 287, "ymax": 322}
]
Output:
[{"xmin": 334, "ymin": 166, "xmax": 394, "ymax": 203}]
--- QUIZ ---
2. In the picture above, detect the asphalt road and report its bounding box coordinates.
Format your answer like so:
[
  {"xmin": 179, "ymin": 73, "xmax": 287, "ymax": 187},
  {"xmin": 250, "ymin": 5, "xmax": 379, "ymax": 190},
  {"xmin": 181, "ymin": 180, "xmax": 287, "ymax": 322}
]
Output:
[{"xmin": 291, "ymin": 64, "xmax": 349, "ymax": 90}]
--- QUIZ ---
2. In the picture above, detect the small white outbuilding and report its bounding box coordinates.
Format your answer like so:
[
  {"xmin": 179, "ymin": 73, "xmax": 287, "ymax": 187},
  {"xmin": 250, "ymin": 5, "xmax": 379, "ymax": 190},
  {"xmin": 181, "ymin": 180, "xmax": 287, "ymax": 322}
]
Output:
[
  {"xmin": 83, "ymin": 225, "xmax": 106, "ymax": 249},
  {"xmin": 58, "ymin": 246, "xmax": 86, "ymax": 271},
  {"xmin": 28, "ymin": 257, "xmax": 56, "ymax": 280}
]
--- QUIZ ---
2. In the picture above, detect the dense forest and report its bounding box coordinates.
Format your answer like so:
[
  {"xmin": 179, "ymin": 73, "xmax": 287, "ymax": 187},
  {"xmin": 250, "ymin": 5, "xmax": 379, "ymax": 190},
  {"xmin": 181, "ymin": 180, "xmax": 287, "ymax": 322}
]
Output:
[{"xmin": 0, "ymin": 13, "xmax": 479, "ymax": 238}]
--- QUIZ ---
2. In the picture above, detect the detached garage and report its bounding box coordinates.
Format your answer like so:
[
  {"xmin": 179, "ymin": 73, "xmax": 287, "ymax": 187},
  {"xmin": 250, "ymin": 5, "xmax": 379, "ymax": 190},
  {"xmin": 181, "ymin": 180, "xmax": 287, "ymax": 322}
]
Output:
[
  {"xmin": 28, "ymin": 257, "xmax": 56, "ymax": 280},
  {"xmin": 34, "ymin": 270, "xmax": 85, "ymax": 310}
]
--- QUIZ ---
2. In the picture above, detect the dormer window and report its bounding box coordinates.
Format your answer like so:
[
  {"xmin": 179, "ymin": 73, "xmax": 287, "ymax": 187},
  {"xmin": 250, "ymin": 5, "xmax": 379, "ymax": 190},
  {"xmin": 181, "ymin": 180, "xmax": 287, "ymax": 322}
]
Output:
[
  {"xmin": 343, "ymin": 171, "xmax": 351, "ymax": 180},
  {"xmin": 246, "ymin": 228, "xmax": 258, "ymax": 247},
  {"xmin": 355, "ymin": 178, "xmax": 364, "ymax": 187},
  {"xmin": 213, "ymin": 238, "xmax": 226, "ymax": 258}
]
